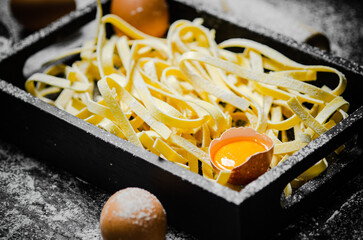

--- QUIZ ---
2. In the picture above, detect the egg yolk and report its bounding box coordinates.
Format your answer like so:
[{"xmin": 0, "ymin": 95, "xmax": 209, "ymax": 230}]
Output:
[{"xmin": 214, "ymin": 140, "xmax": 267, "ymax": 170}]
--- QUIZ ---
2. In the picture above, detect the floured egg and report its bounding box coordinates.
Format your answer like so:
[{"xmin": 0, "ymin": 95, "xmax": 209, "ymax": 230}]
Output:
[
  {"xmin": 209, "ymin": 127, "xmax": 274, "ymax": 185},
  {"xmin": 100, "ymin": 187, "xmax": 167, "ymax": 240}
]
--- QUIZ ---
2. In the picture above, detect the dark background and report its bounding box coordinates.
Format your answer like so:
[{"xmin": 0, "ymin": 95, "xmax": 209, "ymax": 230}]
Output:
[{"xmin": 0, "ymin": 0, "xmax": 362, "ymax": 239}]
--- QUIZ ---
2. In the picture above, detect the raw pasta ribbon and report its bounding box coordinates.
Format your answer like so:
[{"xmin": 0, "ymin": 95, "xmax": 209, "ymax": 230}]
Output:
[{"xmin": 25, "ymin": 4, "xmax": 349, "ymax": 192}]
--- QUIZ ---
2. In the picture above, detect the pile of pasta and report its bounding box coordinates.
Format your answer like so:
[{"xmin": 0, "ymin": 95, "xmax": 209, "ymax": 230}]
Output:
[{"xmin": 25, "ymin": 3, "xmax": 349, "ymax": 194}]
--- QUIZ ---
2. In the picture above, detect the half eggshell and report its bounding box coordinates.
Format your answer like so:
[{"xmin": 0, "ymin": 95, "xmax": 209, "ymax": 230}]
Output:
[{"xmin": 209, "ymin": 127, "xmax": 274, "ymax": 185}]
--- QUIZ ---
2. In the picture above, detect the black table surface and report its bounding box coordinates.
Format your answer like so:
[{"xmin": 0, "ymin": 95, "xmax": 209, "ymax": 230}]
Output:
[{"xmin": 1, "ymin": 0, "xmax": 362, "ymax": 239}]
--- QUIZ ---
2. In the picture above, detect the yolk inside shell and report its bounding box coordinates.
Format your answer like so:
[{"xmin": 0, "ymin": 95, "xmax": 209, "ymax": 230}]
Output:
[{"xmin": 214, "ymin": 140, "xmax": 267, "ymax": 170}]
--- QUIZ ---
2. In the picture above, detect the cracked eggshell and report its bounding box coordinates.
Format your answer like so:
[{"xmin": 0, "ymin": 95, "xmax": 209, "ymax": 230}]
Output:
[{"xmin": 209, "ymin": 127, "xmax": 274, "ymax": 185}]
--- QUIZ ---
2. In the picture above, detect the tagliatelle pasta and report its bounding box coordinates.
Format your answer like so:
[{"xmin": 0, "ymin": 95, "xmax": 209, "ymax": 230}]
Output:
[{"xmin": 25, "ymin": 1, "xmax": 349, "ymax": 194}]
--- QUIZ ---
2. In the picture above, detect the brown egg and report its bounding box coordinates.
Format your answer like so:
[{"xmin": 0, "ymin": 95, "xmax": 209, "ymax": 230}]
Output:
[
  {"xmin": 209, "ymin": 127, "xmax": 274, "ymax": 185},
  {"xmin": 10, "ymin": 0, "xmax": 76, "ymax": 31},
  {"xmin": 111, "ymin": 0, "xmax": 169, "ymax": 37},
  {"xmin": 100, "ymin": 187, "xmax": 167, "ymax": 240}
]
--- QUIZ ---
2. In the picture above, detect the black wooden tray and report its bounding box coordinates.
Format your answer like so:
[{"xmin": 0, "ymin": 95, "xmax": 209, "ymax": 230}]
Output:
[{"xmin": 0, "ymin": 1, "xmax": 363, "ymax": 239}]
